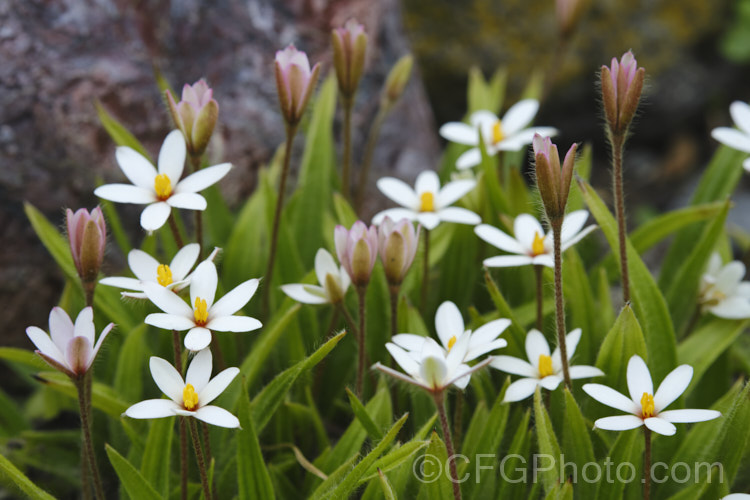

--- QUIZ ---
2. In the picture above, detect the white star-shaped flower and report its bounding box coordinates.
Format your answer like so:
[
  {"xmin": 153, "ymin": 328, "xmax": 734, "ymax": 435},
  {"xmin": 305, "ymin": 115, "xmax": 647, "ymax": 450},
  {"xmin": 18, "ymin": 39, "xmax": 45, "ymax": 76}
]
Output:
[
  {"xmin": 143, "ymin": 261, "xmax": 261, "ymax": 351},
  {"xmin": 372, "ymin": 170, "xmax": 481, "ymax": 230},
  {"xmin": 711, "ymin": 101, "xmax": 750, "ymax": 173},
  {"xmin": 94, "ymin": 130, "xmax": 232, "ymax": 231},
  {"xmin": 475, "ymin": 210, "xmax": 596, "ymax": 268},
  {"xmin": 280, "ymin": 248, "xmax": 351, "ymax": 304},
  {"xmin": 100, "ymin": 244, "xmax": 219, "ymax": 299},
  {"xmin": 391, "ymin": 301, "xmax": 509, "ymax": 367},
  {"xmin": 583, "ymin": 355, "xmax": 721, "ymax": 436},
  {"xmin": 491, "ymin": 328, "xmax": 603, "ymax": 402},
  {"xmin": 124, "ymin": 348, "xmax": 240, "ymax": 428},
  {"xmin": 698, "ymin": 253, "xmax": 750, "ymax": 319},
  {"xmin": 439, "ymin": 100, "xmax": 558, "ymax": 169}
]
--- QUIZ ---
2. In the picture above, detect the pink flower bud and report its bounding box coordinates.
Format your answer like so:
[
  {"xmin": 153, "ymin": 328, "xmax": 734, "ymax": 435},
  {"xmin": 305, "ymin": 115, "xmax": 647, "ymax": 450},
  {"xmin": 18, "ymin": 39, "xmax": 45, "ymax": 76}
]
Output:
[
  {"xmin": 378, "ymin": 217, "xmax": 420, "ymax": 286},
  {"xmin": 533, "ymin": 135, "xmax": 577, "ymax": 223},
  {"xmin": 166, "ymin": 79, "xmax": 219, "ymax": 156},
  {"xmin": 331, "ymin": 19, "xmax": 368, "ymax": 99},
  {"xmin": 66, "ymin": 207, "xmax": 106, "ymax": 284},
  {"xmin": 556, "ymin": 0, "xmax": 587, "ymax": 38},
  {"xmin": 600, "ymin": 51, "xmax": 645, "ymax": 136},
  {"xmin": 335, "ymin": 221, "xmax": 378, "ymax": 287},
  {"xmin": 274, "ymin": 45, "xmax": 321, "ymax": 127}
]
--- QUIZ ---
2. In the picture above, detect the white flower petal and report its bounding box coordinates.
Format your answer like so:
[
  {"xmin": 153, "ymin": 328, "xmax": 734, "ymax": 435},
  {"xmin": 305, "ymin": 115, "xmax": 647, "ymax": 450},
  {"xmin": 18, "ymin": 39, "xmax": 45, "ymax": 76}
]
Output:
[
  {"xmin": 193, "ymin": 405, "xmax": 240, "ymax": 428},
  {"xmin": 730, "ymin": 101, "xmax": 750, "ymax": 135},
  {"xmin": 206, "ymin": 315, "xmax": 261, "ymax": 333},
  {"xmin": 465, "ymin": 338, "xmax": 507, "ymax": 361},
  {"xmin": 314, "ymin": 248, "xmax": 339, "ymax": 287},
  {"xmin": 414, "ymin": 170, "xmax": 440, "ymax": 195},
  {"xmin": 469, "ymin": 110, "xmax": 499, "ymax": 130},
  {"xmin": 140, "ymin": 202, "xmax": 172, "ymax": 231},
  {"xmin": 445, "ymin": 330, "xmax": 471, "ymax": 370},
  {"xmin": 65, "ymin": 336, "xmax": 93, "ymax": 374},
  {"xmin": 95, "ymin": 184, "xmax": 156, "ymax": 204},
  {"xmin": 435, "ymin": 301, "xmax": 464, "ymax": 348},
  {"xmin": 210, "ymin": 279, "xmax": 259, "ymax": 318},
  {"xmin": 559, "ymin": 211, "xmax": 590, "ymax": 244},
  {"xmin": 716, "ymin": 261, "xmax": 746, "ymax": 293},
  {"xmin": 185, "ymin": 347, "xmax": 212, "ymax": 393},
  {"xmin": 475, "ymin": 224, "xmax": 525, "ymax": 255},
  {"xmin": 653, "ymin": 364, "xmax": 692, "ymax": 412},
  {"xmin": 158, "ymin": 130, "xmax": 186, "ymax": 181},
  {"xmin": 115, "ymin": 146, "xmax": 158, "ymax": 189},
  {"xmin": 525, "ymin": 329, "xmax": 550, "ymax": 369},
  {"xmin": 471, "ymin": 318, "xmax": 510, "ymax": 345},
  {"xmin": 551, "ymin": 328, "xmax": 581, "ymax": 369},
  {"xmin": 416, "ymin": 212, "xmax": 441, "ymax": 230},
  {"xmin": 657, "ymin": 409, "xmax": 721, "ymax": 423},
  {"xmin": 644, "ymin": 417, "xmax": 677, "ymax": 436},
  {"xmin": 514, "ymin": 214, "xmax": 545, "ymax": 251},
  {"xmin": 438, "ymin": 180, "xmax": 476, "ymax": 208},
  {"xmin": 582, "ymin": 383, "xmax": 639, "ymax": 414},
  {"xmin": 386, "ymin": 343, "xmax": 421, "ymax": 379},
  {"xmin": 391, "ymin": 333, "xmax": 428, "ymax": 352},
  {"xmin": 437, "ymin": 207, "xmax": 481, "ymax": 225},
  {"xmin": 569, "ymin": 365, "xmax": 605, "ymax": 379},
  {"xmin": 498, "ymin": 127, "xmax": 558, "ymax": 151},
  {"xmin": 198, "ymin": 367, "xmax": 239, "ymax": 406},
  {"xmin": 456, "ymin": 148, "xmax": 483, "ymax": 170},
  {"xmin": 143, "ymin": 282, "xmax": 193, "ymax": 316},
  {"xmin": 74, "ymin": 307, "xmax": 95, "ymax": 346},
  {"xmin": 439, "ymin": 122, "xmax": 479, "ymax": 145},
  {"xmin": 626, "ymin": 355, "xmax": 653, "ymax": 404},
  {"xmin": 175, "ymin": 163, "xmax": 232, "ymax": 193},
  {"xmin": 185, "ymin": 327, "xmax": 212, "ymax": 351},
  {"xmin": 532, "ymin": 255, "xmax": 554, "ymax": 268},
  {"xmin": 190, "ymin": 261, "xmax": 218, "ymax": 309},
  {"xmin": 167, "ymin": 193, "xmax": 207, "ymax": 211},
  {"xmin": 483, "ymin": 255, "xmax": 535, "ymax": 268},
  {"xmin": 711, "ymin": 127, "xmax": 750, "ymax": 153},
  {"xmin": 376, "ymin": 177, "xmax": 418, "ymax": 209},
  {"xmin": 743, "ymin": 157, "xmax": 750, "ymax": 173},
  {"xmin": 420, "ymin": 355, "xmax": 448, "ymax": 389},
  {"xmin": 49, "ymin": 307, "xmax": 74, "ymax": 350},
  {"xmin": 372, "ymin": 208, "xmax": 418, "ymax": 226},
  {"xmin": 539, "ymin": 375, "xmax": 563, "ymax": 391},
  {"xmin": 501, "ymin": 99, "xmax": 539, "ymax": 135},
  {"xmin": 170, "ymin": 244, "xmax": 201, "ymax": 281},
  {"xmin": 149, "ymin": 356, "xmax": 185, "ymax": 402},
  {"xmin": 27, "ymin": 326, "xmax": 66, "ymax": 367},
  {"xmin": 372, "ymin": 362, "xmax": 425, "ymax": 389},
  {"xmin": 92, "ymin": 323, "xmax": 114, "ymax": 360},
  {"xmin": 709, "ymin": 296, "xmax": 750, "ymax": 319},
  {"xmin": 503, "ymin": 378, "xmax": 539, "ymax": 402},
  {"xmin": 129, "ymin": 249, "xmax": 160, "ymax": 281},
  {"xmin": 560, "ymin": 224, "xmax": 597, "ymax": 252},
  {"xmin": 594, "ymin": 415, "xmax": 644, "ymax": 431},
  {"xmin": 491, "ymin": 355, "xmax": 537, "ymax": 377},
  {"xmin": 281, "ymin": 284, "xmax": 328, "ymax": 304},
  {"xmin": 125, "ymin": 399, "xmax": 179, "ymax": 419}
]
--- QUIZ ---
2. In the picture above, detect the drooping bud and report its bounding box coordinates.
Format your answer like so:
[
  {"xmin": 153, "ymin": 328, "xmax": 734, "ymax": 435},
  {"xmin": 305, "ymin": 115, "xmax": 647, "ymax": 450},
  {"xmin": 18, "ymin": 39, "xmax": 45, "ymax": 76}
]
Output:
[
  {"xmin": 331, "ymin": 19, "xmax": 367, "ymax": 100},
  {"xmin": 166, "ymin": 79, "xmax": 219, "ymax": 156},
  {"xmin": 600, "ymin": 51, "xmax": 645, "ymax": 137},
  {"xmin": 377, "ymin": 217, "xmax": 420, "ymax": 286},
  {"xmin": 381, "ymin": 54, "xmax": 414, "ymax": 109},
  {"xmin": 274, "ymin": 45, "xmax": 321, "ymax": 127},
  {"xmin": 556, "ymin": 0, "xmax": 587, "ymax": 39},
  {"xmin": 533, "ymin": 134, "xmax": 577, "ymax": 224},
  {"xmin": 335, "ymin": 221, "xmax": 378, "ymax": 287},
  {"xmin": 66, "ymin": 207, "xmax": 106, "ymax": 286}
]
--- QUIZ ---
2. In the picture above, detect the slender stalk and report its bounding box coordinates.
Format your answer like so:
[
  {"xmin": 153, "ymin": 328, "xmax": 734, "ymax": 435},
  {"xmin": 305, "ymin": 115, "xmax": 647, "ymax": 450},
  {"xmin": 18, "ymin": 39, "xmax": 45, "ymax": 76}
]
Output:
[
  {"xmin": 644, "ymin": 427, "xmax": 652, "ymax": 500},
  {"xmin": 76, "ymin": 375, "xmax": 105, "ymax": 500},
  {"xmin": 534, "ymin": 265, "xmax": 544, "ymax": 331},
  {"xmin": 552, "ymin": 223, "xmax": 572, "ymax": 389},
  {"xmin": 172, "ymin": 330, "xmax": 183, "ymax": 374},
  {"xmin": 389, "ymin": 285, "xmax": 399, "ymax": 341},
  {"xmin": 342, "ymin": 97, "xmax": 353, "ymax": 200},
  {"xmin": 356, "ymin": 286, "xmax": 368, "ymax": 397},
  {"xmin": 264, "ymin": 125, "xmax": 298, "ymax": 314},
  {"xmin": 435, "ymin": 390, "xmax": 462, "ymax": 500},
  {"xmin": 168, "ymin": 212, "xmax": 185, "ymax": 248},
  {"xmin": 421, "ymin": 229, "xmax": 430, "ymax": 313},
  {"xmin": 189, "ymin": 154, "xmax": 204, "ymax": 258},
  {"xmin": 337, "ymin": 304, "xmax": 360, "ymax": 338},
  {"xmin": 202, "ymin": 422, "xmax": 216, "ymax": 500},
  {"xmin": 83, "ymin": 282, "xmax": 96, "ymax": 310},
  {"xmin": 326, "ymin": 308, "xmax": 341, "ymax": 337},
  {"xmin": 171, "ymin": 330, "xmax": 187, "ymax": 500},
  {"xmin": 355, "ymin": 106, "xmax": 387, "ymax": 210},
  {"xmin": 211, "ymin": 332, "xmax": 227, "ymax": 371},
  {"xmin": 81, "ymin": 375, "xmax": 93, "ymax": 500},
  {"xmin": 611, "ymin": 135, "xmax": 630, "ymax": 303},
  {"xmin": 453, "ymin": 392, "xmax": 464, "ymax": 453},
  {"xmin": 188, "ymin": 418, "xmax": 213, "ymax": 500}
]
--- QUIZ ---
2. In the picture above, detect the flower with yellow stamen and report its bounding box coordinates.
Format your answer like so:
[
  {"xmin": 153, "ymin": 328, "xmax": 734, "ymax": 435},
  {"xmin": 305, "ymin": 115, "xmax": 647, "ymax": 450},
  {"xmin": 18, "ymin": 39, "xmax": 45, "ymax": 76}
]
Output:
[
  {"xmin": 193, "ymin": 297, "xmax": 208, "ymax": 326},
  {"xmin": 419, "ymin": 192, "xmax": 435, "ymax": 212},
  {"xmin": 183, "ymin": 384, "xmax": 199, "ymax": 410},
  {"xmin": 640, "ymin": 392, "xmax": 655, "ymax": 418},
  {"xmin": 491, "ymin": 121, "xmax": 504, "ymax": 145},
  {"xmin": 157, "ymin": 264, "xmax": 173, "ymax": 287}
]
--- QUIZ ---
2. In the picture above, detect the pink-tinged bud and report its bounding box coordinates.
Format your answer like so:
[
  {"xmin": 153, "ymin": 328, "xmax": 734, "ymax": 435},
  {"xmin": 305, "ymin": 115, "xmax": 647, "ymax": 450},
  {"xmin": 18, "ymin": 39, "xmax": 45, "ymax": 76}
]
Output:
[
  {"xmin": 166, "ymin": 79, "xmax": 219, "ymax": 156},
  {"xmin": 335, "ymin": 221, "xmax": 378, "ymax": 287},
  {"xmin": 556, "ymin": 0, "xmax": 587, "ymax": 39},
  {"xmin": 377, "ymin": 217, "xmax": 420, "ymax": 286},
  {"xmin": 533, "ymin": 135, "xmax": 577, "ymax": 223},
  {"xmin": 332, "ymin": 19, "xmax": 367, "ymax": 99},
  {"xmin": 66, "ymin": 207, "xmax": 106, "ymax": 284},
  {"xmin": 600, "ymin": 51, "xmax": 645, "ymax": 136},
  {"xmin": 381, "ymin": 54, "xmax": 414, "ymax": 108},
  {"xmin": 274, "ymin": 45, "xmax": 322, "ymax": 127}
]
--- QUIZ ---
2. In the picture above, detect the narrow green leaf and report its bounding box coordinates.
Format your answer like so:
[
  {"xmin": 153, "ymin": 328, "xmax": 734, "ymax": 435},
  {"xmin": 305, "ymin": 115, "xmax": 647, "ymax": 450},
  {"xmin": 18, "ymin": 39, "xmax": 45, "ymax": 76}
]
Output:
[
  {"xmin": 416, "ymin": 431, "xmax": 454, "ymax": 500},
  {"xmin": 238, "ymin": 379, "xmax": 275, "ymax": 499},
  {"xmin": 346, "ymin": 388, "xmax": 384, "ymax": 441},
  {"xmin": 33, "ymin": 371, "xmax": 128, "ymax": 417},
  {"xmin": 332, "ymin": 192, "xmax": 358, "ymax": 227},
  {"xmin": 361, "ymin": 440, "xmax": 429, "ymax": 482},
  {"xmin": 105, "ymin": 444, "xmax": 161, "ymax": 500},
  {"xmin": 113, "ymin": 324, "xmax": 147, "ymax": 403},
  {"xmin": 533, "ymin": 386, "xmax": 561, "ymax": 493},
  {"xmin": 309, "ymin": 453, "xmax": 359, "ymax": 499},
  {"xmin": 377, "ymin": 468, "xmax": 397, "ymax": 500},
  {"xmin": 561, "ymin": 388, "xmax": 596, "ymax": 499},
  {"xmin": 484, "ymin": 269, "xmax": 526, "ymax": 357},
  {"xmin": 95, "ymin": 100, "xmax": 151, "ymax": 159},
  {"xmin": 0, "ymin": 453, "xmax": 55, "ymax": 500},
  {"xmin": 593, "ymin": 430, "xmax": 640, "ymax": 500},
  {"xmin": 595, "ymin": 305, "xmax": 647, "ymax": 394},
  {"xmin": 139, "ymin": 416, "xmax": 173, "ymax": 498},
  {"xmin": 496, "ymin": 409, "xmax": 531, "ymax": 499}
]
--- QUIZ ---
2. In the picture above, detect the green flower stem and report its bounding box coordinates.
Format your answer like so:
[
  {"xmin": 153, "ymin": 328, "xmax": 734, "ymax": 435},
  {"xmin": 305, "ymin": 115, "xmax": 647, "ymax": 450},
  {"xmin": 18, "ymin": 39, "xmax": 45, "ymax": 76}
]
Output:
[
  {"xmin": 389, "ymin": 285, "xmax": 399, "ymax": 342},
  {"xmin": 534, "ymin": 265, "xmax": 544, "ymax": 331},
  {"xmin": 552, "ymin": 223, "xmax": 572, "ymax": 389},
  {"xmin": 75, "ymin": 374, "xmax": 105, "ymax": 500},
  {"xmin": 189, "ymin": 153, "xmax": 204, "ymax": 259},
  {"xmin": 434, "ymin": 390, "xmax": 462, "ymax": 500},
  {"xmin": 453, "ymin": 392, "xmax": 464, "ymax": 453},
  {"xmin": 168, "ymin": 211, "xmax": 185, "ymax": 249},
  {"xmin": 264, "ymin": 124, "xmax": 298, "ymax": 315},
  {"xmin": 188, "ymin": 418, "xmax": 213, "ymax": 500},
  {"xmin": 342, "ymin": 96, "xmax": 354, "ymax": 200},
  {"xmin": 355, "ymin": 106, "xmax": 388, "ymax": 210},
  {"xmin": 171, "ymin": 330, "xmax": 187, "ymax": 500},
  {"xmin": 611, "ymin": 133, "xmax": 630, "ymax": 303},
  {"xmin": 326, "ymin": 308, "xmax": 341, "ymax": 337},
  {"xmin": 356, "ymin": 285, "xmax": 368, "ymax": 397},
  {"xmin": 644, "ymin": 427, "xmax": 652, "ymax": 500},
  {"xmin": 202, "ymin": 422, "xmax": 216, "ymax": 499},
  {"xmin": 421, "ymin": 229, "xmax": 431, "ymax": 313}
]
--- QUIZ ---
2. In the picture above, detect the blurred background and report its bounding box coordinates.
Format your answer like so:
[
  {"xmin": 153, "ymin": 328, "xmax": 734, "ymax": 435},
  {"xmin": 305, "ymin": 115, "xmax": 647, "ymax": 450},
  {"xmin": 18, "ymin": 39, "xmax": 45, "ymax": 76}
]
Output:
[{"xmin": 2, "ymin": 0, "xmax": 750, "ymax": 350}]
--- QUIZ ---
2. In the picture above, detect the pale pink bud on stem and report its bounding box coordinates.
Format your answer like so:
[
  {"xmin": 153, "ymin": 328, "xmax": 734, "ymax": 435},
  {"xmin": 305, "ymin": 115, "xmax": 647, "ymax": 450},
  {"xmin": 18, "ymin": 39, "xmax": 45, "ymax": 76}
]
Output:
[
  {"xmin": 381, "ymin": 54, "xmax": 413, "ymax": 109},
  {"xmin": 274, "ymin": 45, "xmax": 321, "ymax": 128},
  {"xmin": 166, "ymin": 79, "xmax": 219, "ymax": 160},
  {"xmin": 377, "ymin": 217, "xmax": 420, "ymax": 287},
  {"xmin": 331, "ymin": 19, "xmax": 367, "ymax": 100},
  {"xmin": 600, "ymin": 51, "xmax": 645, "ymax": 138},
  {"xmin": 66, "ymin": 207, "xmax": 106, "ymax": 306}
]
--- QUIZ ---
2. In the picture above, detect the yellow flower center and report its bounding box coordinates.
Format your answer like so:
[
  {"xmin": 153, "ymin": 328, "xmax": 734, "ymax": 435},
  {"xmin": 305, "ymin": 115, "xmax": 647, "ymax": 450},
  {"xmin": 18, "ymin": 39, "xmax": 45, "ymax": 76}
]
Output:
[
  {"xmin": 538, "ymin": 354, "xmax": 554, "ymax": 378},
  {"xmin": 419, "ymin": 192, "xmax": 435, "ymax": 212},
  {"xmin": 641, "ymin": 392, "xmax": 655, "ymax": 418},
  {"xmin": 531, "ymin": 231, "xmax": 546, "ymax": 256},
  {"xmin": 194, "ymin": 297, "xmax": 208, "ymax": 326},
  {"xmin": 491, "ymin": 120, "xmax": 504, "ymax": 144},
  {"xmin": 154, "ymin": 174, "xmax": 172, "ymax": 200},
  {"xmin": 183, "ymin": 383, "xmax": 199, "ymax": 410},
  {"xmin": 447, "ymin": 335, "xmax": 457, "ymax": 351},
  {"xmin": 157, "ymin": 264, "xmax": 173, "ymax": 286}
]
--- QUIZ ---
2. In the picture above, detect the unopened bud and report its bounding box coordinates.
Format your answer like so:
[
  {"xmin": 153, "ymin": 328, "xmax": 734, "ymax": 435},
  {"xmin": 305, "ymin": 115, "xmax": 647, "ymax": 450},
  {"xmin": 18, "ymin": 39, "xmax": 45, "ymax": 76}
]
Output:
[
  {"xmin": 335, "ymin": 221, "xmax": 378, "ymax": 287},
  {"xmin": 332, "ymin": 19, "xmax": 367, "ymax": 99},
  {"xmin": 274, "ymin": 45, "xmax": 321, "ymax": 127},
  {"xmin": 378, "ymin": 217, "xmax": 420, "ymax": 286},
  {"xmin": 166, "ymin": 79, "xmax": 219, "ymax": 156},
  {"xmin": 67, "ymin": 207, "xmax": 106, "ymax": 284},
  {"xmin": 533, "ymin": 135, "xmax": 577, "ymax": 223},
  {"xmin": 324, "ymin": 272, "xmax": 346, "ymax": 304},
  {"xmin": 600, "ymin": 51, "xmax": 645, "ymax": 137},
  {"xmin": 381, "ymin": 54, "xmax": 413, "ymax": 108}
]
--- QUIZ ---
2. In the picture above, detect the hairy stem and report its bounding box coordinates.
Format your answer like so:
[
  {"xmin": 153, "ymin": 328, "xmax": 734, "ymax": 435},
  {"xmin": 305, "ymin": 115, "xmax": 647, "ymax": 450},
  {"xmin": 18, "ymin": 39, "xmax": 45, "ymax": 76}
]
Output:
[
  {"xmin": 355, "ymin": 106, "xmax": 387, "ymax": 210},
  {"xmin": 188, "ymin": 418, "xmax": 213, "ymax": 500},
  {"xmin": 172, "ymin": 330, "xmax": 187, "ymax": 500},
  {"xmin": 189, "ymin": 154, "xmax": 204, "ymax": 258},
  {"xmin": 389, "ymin": 285, "xmax": 399, "ymax": 342},
  {"xmin": 611, "ymin": 134, "xmax": 630, "ymax": 303},
  {"xmin": 326, "ymin": 308, "xmax": 341, "ymax": 337},
  {"xmin": 202, "ymin": 422, "xmax": 216, "ymax": 499},
  {"xmin": 168, "ymin": 212, "xmax": 185, "ymax": 249},
  {"xmin": 435, "ymin": 391, "xmax": 462, "ymax": 500},
  {"xmin": 644, "ymin": 427, "xmax": 652, "ymax": 500},
  {"xmin": 453, "ymin": 392, "xmax": 464, "ymax": 453},
  {"xmin": 342, "ymin": 97, "xmax": 353, "ymax": 200},
  {"xmin": 76, "ymin": 375, "xmax": 105, "ymax": 500},
  {"xmin": 421, "ymin": 229, "xmax": 430, "ymax": 313},
  {"xmin": 534, "ymin": 265, "xmax": 544, "ymax": 331},
  {"xmin": 552, "ymin": 223, "xmax": 572, "ymax": 389},
  {"xmin": 356, "ymin": 285, "xmax": 368, "ymax": 397}
]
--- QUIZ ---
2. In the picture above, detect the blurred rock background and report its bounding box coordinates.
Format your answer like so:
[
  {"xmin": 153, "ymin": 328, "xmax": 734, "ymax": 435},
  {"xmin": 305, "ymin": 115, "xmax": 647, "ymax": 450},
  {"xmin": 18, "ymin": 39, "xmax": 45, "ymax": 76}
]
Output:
[{"xmin": 2, "ymin": 0, "xmax": 750, "ymax": 346}]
